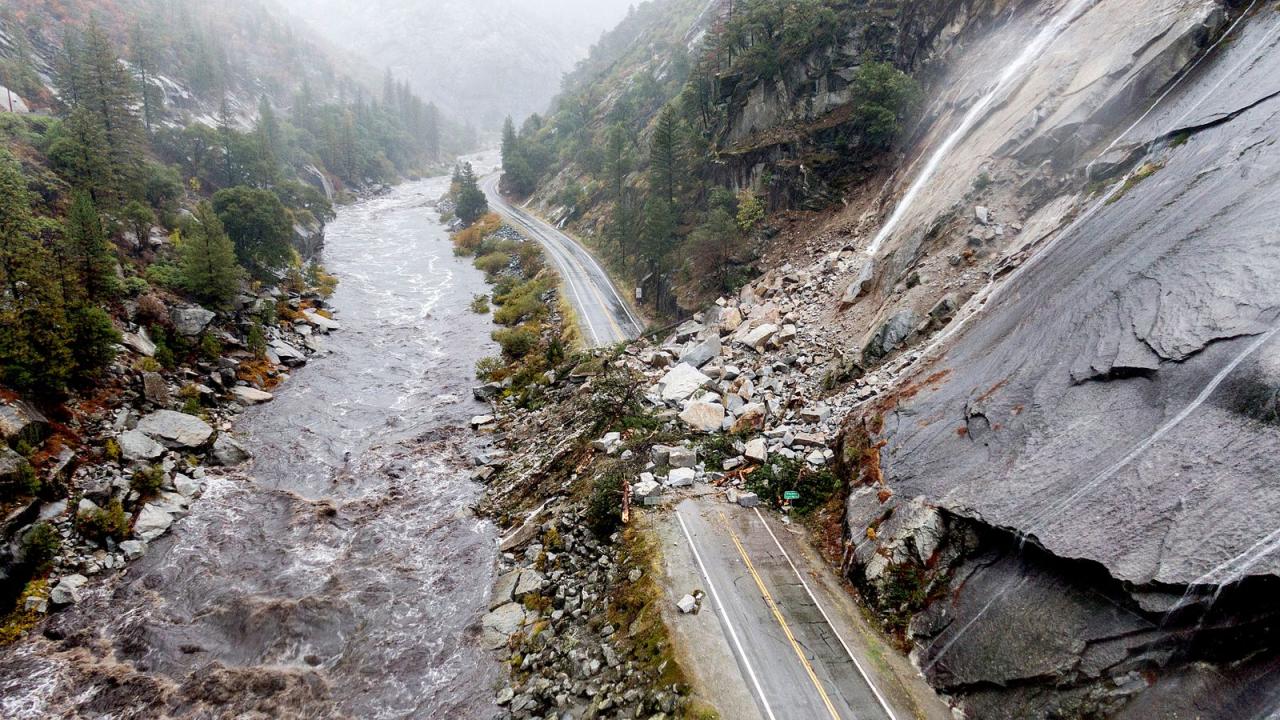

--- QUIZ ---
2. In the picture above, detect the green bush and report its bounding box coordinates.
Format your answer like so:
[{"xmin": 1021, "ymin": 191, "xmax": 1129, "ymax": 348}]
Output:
[
  {"xmin": 200, "ymin": 333, "xmax": 223, "ymax": 361},
  {"xmin": 473, "ymin": 251, "xmax": 512, "ymax": 277},
  {"xmin": 21, "ymin": 522, "xmax": 61, "ymax": 570},
  {"xmin": 493, "ymin": 326, "xmax": 539, "ymax": 360},
  {"xmin": 3, "ymin": 461, "xmax": 41, "ymax": 498},
  {"xmin": 469, "ymin": 294, "xmax": 490, "ymax": 314},
  {"xmin": 747, "ymin": 457, "xmax": 841, "ymax": 514},
  {"xmin": 587, "ymin": 470, "xmax": 625, "ymax": 537},
  {"xmin": 122, "ymin": 276, "xmax": 150, "ymax": 297},
  {"xmin": 493, "ymin": 277, "xmax": 552, "ymax": 326},
  {"xmin": 130, "ymin": 465, "xmax": 165, "ymax": 496},
  {"xmin": 77, "ymin": 499, "xmax": 129, "ymax": 542},
  {"xmin": 475, "ymin": 356, "xmax": 505, "ymax": 381}
]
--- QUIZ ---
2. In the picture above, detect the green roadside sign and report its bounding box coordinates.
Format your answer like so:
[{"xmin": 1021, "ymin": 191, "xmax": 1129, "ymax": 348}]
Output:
[{"xmin": 783, "ymin": 491, "xmax": 801, "ymax": 501}]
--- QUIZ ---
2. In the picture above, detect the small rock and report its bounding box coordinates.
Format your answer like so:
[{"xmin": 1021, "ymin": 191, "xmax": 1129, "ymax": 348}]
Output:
[
  {"xmin": 677, "ymin": 594, "xmax": 698, "ymax": 614},
  {"xmin": 737, "ymin": 492, "xmax": 760, "ymax": 508},
  {"xmin": 666, "ymin": 468, "xmax": 696, "ymax": 488},
  {"xmin": 656, "ymin": 364, "xmax": 712, "ymax": 403},
  {"xmin": 119, "ymin": 540, "xmax": 147, "ymax": 560},
  {"xmin": 170, "ymin": 306, "xmax": 216, "ymax": 337},
  {"xmin": 50, "ymin": 574, "xmax": 89, "ymax": 605},
  {"xmin": 134, "ymin": 503, "xmax": 174, "ymax": 541},
  {"xmin": 142, "ymin": 372, "xmax": 170, "ymax": 405},
  {"xmin": 210, "ymin": 434, "xmax": 251, "ymax": 466},
  {"xmin": 668, "ymin": 447, "xmax": 697, "ymax": 469}
]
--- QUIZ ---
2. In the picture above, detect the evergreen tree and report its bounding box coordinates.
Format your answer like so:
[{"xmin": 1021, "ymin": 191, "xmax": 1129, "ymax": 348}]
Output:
[
  {"xmin": 689, "ymin": 188, "xmax": 740, "ymax": 293},
  {"xmin": 67, "ymin": 20, "xmax": 145, "ymax": 201},
  {"xmin": 180, "ymin": 202, "xmax": 243, "ymax": 307},
  {"xmin": 62, "ymin": 192, "xmax": 117, "ymax": 302},
  {"xmin": 501, "ymin": 116, "xmax": 519, "ymax": 167},
  {"xmin": 46, "ymin": 108, "xmax": 114, "ymax": 201},
  {"xmin": 256, "ymin": 96, "xmax": 281, "ymax": 171},
  {"xmin": 129, "ymin": 22, "xmax": 161, "ymax": 134},
  {"xmin": 0, "ymin": 152, "xmax": 73, "ymax": 396},
  {"xmin": 218, "ymin": 98, "xmax": 237, "ymax": 186},
  {"xmin": 603, "ymin": 124, "xmax": 632, "ymax": 202},
  {"xmin": 212, "ymin": 185, "xmax": 294, "ymax": 273},
  {"xmin": 648, "ymin": 107, "xmax": 682, "ymax": 207},
  {"xmin": 454, "ymin": 162, "xmax": 488, "ymax": 225}
]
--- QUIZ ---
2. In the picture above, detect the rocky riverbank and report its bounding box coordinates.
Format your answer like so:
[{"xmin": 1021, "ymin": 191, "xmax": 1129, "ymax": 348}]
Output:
[{"xmin": 0, "ymin": 276, "xmax": 341, "ymax": 636}]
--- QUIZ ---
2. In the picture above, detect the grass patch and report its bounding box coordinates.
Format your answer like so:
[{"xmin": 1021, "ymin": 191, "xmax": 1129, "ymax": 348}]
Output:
[
  {"xmin": 1106, "ymin": 162, "xmax": 1164, "ymax": 205},
  {"xmin": 611, "ymin": 524, "xmax": 690, "ymax": 691},
  {"xmin": 0, "ymin": 579, "xmax": 49, "ymax": 646}
]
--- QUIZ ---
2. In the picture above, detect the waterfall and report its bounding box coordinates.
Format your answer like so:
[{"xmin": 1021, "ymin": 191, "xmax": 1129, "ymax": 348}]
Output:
[{"xmin": 866, "ymin": 0, "xmax": 1099, "ymax": 256}]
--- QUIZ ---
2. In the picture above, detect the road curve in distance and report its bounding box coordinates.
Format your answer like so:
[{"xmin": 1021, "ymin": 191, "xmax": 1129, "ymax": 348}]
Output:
[{"xmin": 480, "ymin": 174, "xmax": 644, "ymax": 347}]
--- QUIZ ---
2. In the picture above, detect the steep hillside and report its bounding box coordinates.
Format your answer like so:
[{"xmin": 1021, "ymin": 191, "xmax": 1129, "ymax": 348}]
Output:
[{"xmin": 513, "ymin": 0, "xmax": 1280, "ymax": 717}]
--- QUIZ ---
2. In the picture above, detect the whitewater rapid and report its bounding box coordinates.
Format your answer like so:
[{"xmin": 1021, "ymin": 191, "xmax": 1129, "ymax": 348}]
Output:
[{"xmin": 0, "ymin": 176, "xmax": 501, "ymax": 719}]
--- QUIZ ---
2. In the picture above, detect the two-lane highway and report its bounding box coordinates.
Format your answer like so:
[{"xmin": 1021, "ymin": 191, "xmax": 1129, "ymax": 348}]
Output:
[
  {"xmin": 480, "ymin": 174, "xmax": 644, "ymax": 346},
  {"xmin": 673, "ymin": 498, "xmax": 932, "ymax": 720}
]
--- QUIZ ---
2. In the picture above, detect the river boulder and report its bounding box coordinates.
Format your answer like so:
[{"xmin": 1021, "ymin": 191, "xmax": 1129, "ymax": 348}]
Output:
[
  {"xmin": 118, "ymin": 429, "xmax": 165, "ymax": 462},
  {"xmin": 136, "ymin": 410, "xmax": 214, "ymax": 449},
  {"xmin": 50, "ymin": 574, "xmax": 89, "ymax": 605}
]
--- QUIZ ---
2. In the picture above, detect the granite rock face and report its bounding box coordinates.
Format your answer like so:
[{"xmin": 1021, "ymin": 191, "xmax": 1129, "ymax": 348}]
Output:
[{"xmin": 843, "ymin": 7, "xmax": 1280, "ymax": 718}]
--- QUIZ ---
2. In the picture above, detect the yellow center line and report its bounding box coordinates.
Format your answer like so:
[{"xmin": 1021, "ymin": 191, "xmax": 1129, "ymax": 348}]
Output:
[{"xmin": 719, "ymin": 511, "xmax": 845, "ymax": 720}]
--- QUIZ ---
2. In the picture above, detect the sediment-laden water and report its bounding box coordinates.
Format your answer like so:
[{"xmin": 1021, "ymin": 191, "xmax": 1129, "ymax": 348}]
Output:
[{"xmin": 0, "ymin": 175, "xmax": 501, "ymax": 719}]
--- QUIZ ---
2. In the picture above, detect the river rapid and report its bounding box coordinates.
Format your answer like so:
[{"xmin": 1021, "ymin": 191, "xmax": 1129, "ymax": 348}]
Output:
[{"xmin": 0, "ymin": 174, "xmax": 502, "ymax": 719}]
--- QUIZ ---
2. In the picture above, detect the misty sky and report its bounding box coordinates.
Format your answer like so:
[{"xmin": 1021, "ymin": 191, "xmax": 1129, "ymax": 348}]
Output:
[{"xmin": 276, "ymin": 0, "xmax": 641, "ymax": 128}]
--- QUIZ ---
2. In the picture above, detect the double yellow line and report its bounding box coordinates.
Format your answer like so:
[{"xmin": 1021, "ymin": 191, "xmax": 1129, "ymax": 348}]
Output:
[{"xmin": 720, "ymin": 511, "xmax": 844, "ymax": 720}]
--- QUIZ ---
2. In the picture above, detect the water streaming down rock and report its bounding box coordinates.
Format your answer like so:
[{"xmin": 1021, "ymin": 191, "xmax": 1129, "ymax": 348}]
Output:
[
  {"xmin": 0, "ymin": 177, "xmax": 501, "ymax": 719},
  {"xmin": 840, "ymin": 1, "xmax": 1280, "ymax": 715},
  {"xmin": 865, "ymin": 0, "xmax": 1099, "ymax": 256}
]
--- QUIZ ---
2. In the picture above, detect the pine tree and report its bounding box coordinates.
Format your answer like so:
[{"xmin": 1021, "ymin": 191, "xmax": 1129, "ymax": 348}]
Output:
[
  {"xmin": 501, "ymin": 116, "xmax": 519, "ymax": 168},
  {"xmin": 454, "ymin": 162, "xmax": 488, "ymax": 225},
  {"xmin": 218, "ymin": 98, "xmax": 237, "ymax": 186},
  {"xmin": 648, "ymin": 107, "xmax": 683, "ymax": 207},
  {"xmin": 47, "ymin": 108, "xmax": 114, "ymax": 201},
  {"xmin": 69, "ymin": 20, "xmax": 145, "ymax": 200},
  {"xmin": 180, "ymin": 202, "xmax": 242, "ymax": 308},
  {"xmin": 603, "ymin": 124, "xmax": 632, "ymax": 202},
  {"xmin": 0, "ymin": 152, "xmax": 74, "ymax": 395},
  {"xmin": 129, "ymin": 22, "xmax": 161, "ymax": 133},
  {"xmin": 62, "ymin": 192, "xmax": 117, "ymax": 302}
]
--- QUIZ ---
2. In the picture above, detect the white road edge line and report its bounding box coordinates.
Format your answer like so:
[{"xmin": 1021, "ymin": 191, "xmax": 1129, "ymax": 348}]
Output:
[
  {"xmin": 483, "ymin": 177, "xmax": 605, "ymax": 345},
  {"xmin": 677, "ymin": 509, "xmax": 779, "ymax": 720},
  {"xmin": 514, "ymin": 194, "xmax": 644, "ymax": 334},
  {"xmin": 754, "ymin": 507, "xmax": 899, "ymax": 720}
]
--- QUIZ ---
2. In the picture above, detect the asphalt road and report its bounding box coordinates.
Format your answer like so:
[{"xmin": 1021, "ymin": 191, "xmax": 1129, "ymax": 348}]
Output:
[
  {"xmin": 674, "ymin": 499, "xmax": 901, "ymax": 720},
  {"xmin": 480, "ymin": 174, "xmax": 644, "ymax": 346}
]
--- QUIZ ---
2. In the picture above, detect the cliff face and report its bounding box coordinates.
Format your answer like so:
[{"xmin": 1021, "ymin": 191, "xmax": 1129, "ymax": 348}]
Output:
[{"xmin": 829, "ymin": 0, "xmax": 1280, "ymax": 716}]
